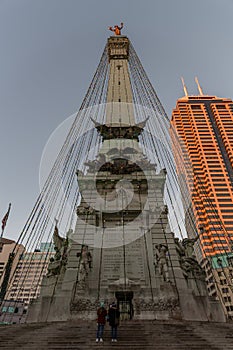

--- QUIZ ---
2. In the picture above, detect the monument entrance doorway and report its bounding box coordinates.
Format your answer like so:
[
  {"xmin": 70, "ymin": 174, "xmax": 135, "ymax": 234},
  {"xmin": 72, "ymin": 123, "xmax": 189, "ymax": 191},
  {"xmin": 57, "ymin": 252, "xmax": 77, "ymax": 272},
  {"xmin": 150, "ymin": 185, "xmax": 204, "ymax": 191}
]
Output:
[{"xmin": 115, "ymin": 291, "xmax": 134, "ymax": 321}]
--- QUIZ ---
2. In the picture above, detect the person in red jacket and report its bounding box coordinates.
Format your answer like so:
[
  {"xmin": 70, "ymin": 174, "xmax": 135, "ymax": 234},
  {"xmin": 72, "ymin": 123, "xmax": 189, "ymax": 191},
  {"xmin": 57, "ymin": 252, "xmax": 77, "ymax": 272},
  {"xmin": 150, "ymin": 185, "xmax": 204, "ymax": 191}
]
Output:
[
  {"xmin": 96, "ymin": 302, "xmax": 107, "ymax": 342},
  {"xmin": 108, "ymin": 23, "xmax": 124, "ymax": 36}
]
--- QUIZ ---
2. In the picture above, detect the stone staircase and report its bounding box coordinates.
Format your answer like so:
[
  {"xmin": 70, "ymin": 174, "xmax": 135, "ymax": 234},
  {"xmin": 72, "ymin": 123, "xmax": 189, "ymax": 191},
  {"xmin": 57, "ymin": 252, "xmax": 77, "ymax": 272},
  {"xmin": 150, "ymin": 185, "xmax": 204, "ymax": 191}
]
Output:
[{"xmin": 0, "ymin": 320, "xmax": 233, "ymax": 349}]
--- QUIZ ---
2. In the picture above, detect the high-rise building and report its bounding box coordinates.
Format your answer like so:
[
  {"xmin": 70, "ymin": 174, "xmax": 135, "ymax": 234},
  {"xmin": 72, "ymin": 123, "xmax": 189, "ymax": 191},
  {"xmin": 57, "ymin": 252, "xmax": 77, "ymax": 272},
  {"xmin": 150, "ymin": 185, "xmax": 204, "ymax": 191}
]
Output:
[
  {"xmin": 0, "ymin": 242, "xmax": 54, "ymax": 324},
  {"xmin": 0, "ymin": 238, "xmax": 24, "ymax": 297},
  {"xmin": 0, "ymin": 300, "xmax": 26, "ymax": 324},
  {"xmin": 6, "ymin": 243, "xmax": 54, "ymax": 309},
  {"xmin": 170, "ymin": 86, "xmax": 233, "ymax": 318}
]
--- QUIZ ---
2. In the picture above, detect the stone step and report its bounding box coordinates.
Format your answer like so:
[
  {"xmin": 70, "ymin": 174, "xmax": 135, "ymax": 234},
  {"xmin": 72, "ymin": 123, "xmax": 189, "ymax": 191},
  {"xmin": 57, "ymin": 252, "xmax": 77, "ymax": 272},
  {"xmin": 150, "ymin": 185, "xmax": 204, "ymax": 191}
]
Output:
[{"xmin": 0, "ymin": 320, "xmax": 233, "ymax": 350}]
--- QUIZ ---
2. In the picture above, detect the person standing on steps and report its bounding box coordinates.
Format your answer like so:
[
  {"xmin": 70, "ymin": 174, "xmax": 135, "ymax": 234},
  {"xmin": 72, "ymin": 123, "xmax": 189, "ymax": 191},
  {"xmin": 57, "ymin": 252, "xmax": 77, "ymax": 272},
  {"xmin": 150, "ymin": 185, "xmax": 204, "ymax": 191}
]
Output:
[
  {"xmin": 96, "ymin": 301, "xmax": 107, "ymax": 343},
  {"xmin": 108, "ymin": 302, "xmax": 120, "ymax": 342}
]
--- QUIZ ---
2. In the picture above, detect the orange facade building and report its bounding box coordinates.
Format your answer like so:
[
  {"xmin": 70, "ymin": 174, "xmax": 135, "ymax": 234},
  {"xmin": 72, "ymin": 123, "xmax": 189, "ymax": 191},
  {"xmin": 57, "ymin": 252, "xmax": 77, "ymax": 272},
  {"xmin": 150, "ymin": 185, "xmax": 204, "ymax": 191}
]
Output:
[{"xmin": 171, "ymin": 93, "xmax": 233, "ymax": 258}]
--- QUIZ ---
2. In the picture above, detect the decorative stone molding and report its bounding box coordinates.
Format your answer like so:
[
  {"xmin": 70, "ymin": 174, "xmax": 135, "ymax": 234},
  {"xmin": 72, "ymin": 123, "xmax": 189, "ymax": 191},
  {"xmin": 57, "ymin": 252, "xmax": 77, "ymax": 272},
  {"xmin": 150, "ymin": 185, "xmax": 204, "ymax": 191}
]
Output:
[
  {"xmin": 107, "ymin": 36, "xmax": 129, "ymax": 61},
  {"xmin": 134, "ymin": 297, "xmax": 179, "ymax": 314},
  {"xmin": 70, "ymin": 299, "xmax": 99, "ymax": 312}
]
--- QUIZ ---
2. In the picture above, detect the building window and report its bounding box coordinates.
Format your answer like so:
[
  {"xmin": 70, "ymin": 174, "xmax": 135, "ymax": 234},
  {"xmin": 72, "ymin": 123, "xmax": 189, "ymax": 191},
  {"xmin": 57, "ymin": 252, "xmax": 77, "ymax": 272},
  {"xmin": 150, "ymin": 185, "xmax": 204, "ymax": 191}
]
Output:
[
  {"xmin": 220, "ymin": 279, "xmax": 227, "ymax": 285},
  {"xmin": 216, "ymin": 258, "xmax": 223, "ymax": 267},
  {"xmin": 217, "ymin": 105, "xmax": 227, "ymax": 109},
  {"xmin": 222, "ymin": 288, "xmax": 229, "ymax": 293},
  {"xmin": 227, "ymin": 257, "xmax": 233, "ymax": 267},
  {"xmin": 8, "ymin": 307, "xmax": 15, "ymax": 313},
  {"xmin": 191, "ymin": 105, "xmax": 202, "ymax": 110},
  {"xmin": 224, "ymin": 296, "xmax": 231, "ymax": 303}
]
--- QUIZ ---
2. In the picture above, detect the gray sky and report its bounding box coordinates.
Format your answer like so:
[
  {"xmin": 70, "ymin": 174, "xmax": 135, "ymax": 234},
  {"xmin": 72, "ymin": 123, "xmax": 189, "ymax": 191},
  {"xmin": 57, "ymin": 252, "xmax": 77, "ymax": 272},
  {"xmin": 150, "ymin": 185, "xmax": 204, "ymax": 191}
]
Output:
[{"xmin": 1, "ymin": 0, "xmax": 233, "ymax": 241}]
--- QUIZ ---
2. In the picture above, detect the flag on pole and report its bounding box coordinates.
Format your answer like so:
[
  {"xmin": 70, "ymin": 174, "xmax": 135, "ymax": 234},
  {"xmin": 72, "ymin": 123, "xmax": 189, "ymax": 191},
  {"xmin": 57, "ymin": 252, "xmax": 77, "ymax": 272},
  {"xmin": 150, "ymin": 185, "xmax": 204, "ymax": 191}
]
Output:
[{"xmin": 1, "ymin": 203, "xmax": 11, "ymax": 234}]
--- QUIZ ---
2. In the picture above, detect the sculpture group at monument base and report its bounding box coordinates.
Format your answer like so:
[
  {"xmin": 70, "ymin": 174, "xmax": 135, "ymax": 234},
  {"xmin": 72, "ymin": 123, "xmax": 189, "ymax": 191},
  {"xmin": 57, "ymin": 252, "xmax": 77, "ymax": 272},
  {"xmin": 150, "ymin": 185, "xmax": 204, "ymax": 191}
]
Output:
[{"xmin": 27, "ymin": 255, "xmax": 226, "ymax": 324}]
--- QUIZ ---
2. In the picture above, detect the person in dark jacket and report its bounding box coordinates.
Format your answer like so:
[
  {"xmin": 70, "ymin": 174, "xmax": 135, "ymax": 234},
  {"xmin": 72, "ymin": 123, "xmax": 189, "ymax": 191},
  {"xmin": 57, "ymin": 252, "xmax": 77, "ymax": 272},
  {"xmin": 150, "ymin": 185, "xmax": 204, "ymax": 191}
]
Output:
[
  {"xmin": 108, "ymin": 302, "xmax": 120, "ymax": 342},
  {"xmin": 96, "ymin": 302, "xmax": 107, "ymax": 342}
]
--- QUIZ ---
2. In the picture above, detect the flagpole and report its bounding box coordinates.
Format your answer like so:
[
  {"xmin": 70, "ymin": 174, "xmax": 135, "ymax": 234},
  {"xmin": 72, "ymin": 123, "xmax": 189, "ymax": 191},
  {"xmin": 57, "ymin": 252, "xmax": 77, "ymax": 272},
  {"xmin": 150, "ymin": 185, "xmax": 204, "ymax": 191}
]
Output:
[{"xmin": 1, "ymin": 203, "xmax": 11, "ymax": 239}]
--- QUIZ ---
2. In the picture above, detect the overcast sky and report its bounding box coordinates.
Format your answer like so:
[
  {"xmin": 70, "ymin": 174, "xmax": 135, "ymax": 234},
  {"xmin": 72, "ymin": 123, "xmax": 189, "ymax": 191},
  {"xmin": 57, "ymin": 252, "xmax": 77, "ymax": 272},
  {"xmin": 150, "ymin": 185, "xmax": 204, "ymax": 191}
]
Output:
[{"xmin": 1, "ymin": 0, "xmax": 233, "ymax": 241}]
